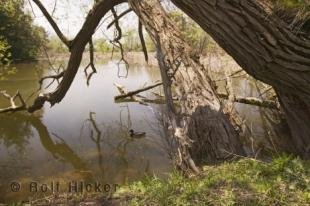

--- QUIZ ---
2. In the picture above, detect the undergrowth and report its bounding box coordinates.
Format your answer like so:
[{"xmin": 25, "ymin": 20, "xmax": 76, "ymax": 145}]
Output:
[{"xmin": 117, "ymin": 155, "xmax": 310, "ymax": 206}]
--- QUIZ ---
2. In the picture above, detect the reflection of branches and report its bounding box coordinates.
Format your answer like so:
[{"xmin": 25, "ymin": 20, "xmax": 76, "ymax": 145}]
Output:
[
  {"xmin": 119, "ymin": 105, "xmax": 132, "ymax": 130},
  {"xmin": 30, "ymin": 117, "xmax": 91, "ymax": 176},
  {"xmin": 86, "ymin": 112, "xmax": 104, "ymax": 173},
  {"xmin": 147, "ymin": 108, "xmax": 174, "ymax": 160},
  {"xmin": 0, "ymin": 114, "xmax": 33, "ymax": 152},
  {"xmin": 1, "ymin": 113, "xmax": 93, "ymax": 179}
]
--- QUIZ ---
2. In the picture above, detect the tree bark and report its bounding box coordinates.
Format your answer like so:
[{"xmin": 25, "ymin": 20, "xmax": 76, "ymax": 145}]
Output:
[
  {"xmin": 171, "ymin": 0, "xmax": 310, "ymax": 158},
  {"xmin": 129, "ymin": 0, "xmax": 245, "ymax": 171}
]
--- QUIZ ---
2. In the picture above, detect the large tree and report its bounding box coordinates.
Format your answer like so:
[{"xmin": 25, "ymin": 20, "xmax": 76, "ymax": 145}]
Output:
[
  {"xmin": 128, "ymin": 0, "xmax": 244, "ymax": 172},
  {"xmin": 0, "ymin": 0, "xmax": 309, "ymax": 172},
  {"xmin": 170, "ymin": 0, "xmax": 310, "ymax": 158}
]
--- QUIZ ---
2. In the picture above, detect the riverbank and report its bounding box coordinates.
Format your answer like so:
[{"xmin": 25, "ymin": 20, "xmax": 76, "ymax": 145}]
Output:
[
  {"xmin": 11, "ymin": 155, "xmax": 309, "ymax": 205},
  {"xmin": 116, "ymin": 155, "xmax": 309, "ymax": 205},
  {"xmin": 34, "ymin": 51, "xmax": 241, "ymax": 72}
]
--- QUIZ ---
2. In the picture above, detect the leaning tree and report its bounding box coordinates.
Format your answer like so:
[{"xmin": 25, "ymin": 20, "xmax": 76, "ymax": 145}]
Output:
[
  {"xmin": 0, "ymin": 0, "xmax": 309, "ymax": 173},
  {"xmin": 170, "ymin": 0, "xmax": 310, "ymax": 158}
]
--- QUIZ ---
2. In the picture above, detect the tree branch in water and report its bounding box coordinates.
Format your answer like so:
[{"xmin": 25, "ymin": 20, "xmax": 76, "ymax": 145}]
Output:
[{"xmin": 0, "ymin": 90, "xmax": 27, "ymax": 113}]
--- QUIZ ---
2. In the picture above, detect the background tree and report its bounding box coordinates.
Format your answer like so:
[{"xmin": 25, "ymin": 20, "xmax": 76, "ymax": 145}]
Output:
[{"xmin": 0, "ymin": 0, "xmax": 47, "ymax": 61}]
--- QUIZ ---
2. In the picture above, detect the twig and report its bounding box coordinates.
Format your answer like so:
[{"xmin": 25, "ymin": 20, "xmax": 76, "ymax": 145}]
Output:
[
  {"xmin": 107, "ymin": 8, "xmax": 133, "ymax": 29},
  {"xmin": 38, "ymin": 71, "xmax": 65, "ymax": 90},
  {"xmin": 32, "ymin": 0, "xmax": 71, "ymax": 47},
  {"xmin": 110, "ymin": 7, "xmax": 129, "ymax": 78},
  {"xmin": 84, "ymin": 38, "xmax": 97, "ymax": 86}
]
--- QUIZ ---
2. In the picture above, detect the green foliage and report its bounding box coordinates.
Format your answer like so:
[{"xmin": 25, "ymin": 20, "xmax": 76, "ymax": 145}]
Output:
[
  {"xmin": 121, "ymin": 29, "xmax": 156, "ymax": 52},
  {"xmin": 93, "ymin": 30, "xmax": 154, "ymax": 54},
  {"xmin": 0, "ymin": 36, "xmax": 11, "ymax": 65},
  {"xmin": 275, "ymin": 0, "xmax": 309, "ymax": 10},
  {"xmin": 122, "ymin": 29, "xmax": 141, "ymax": 52},
  {"xmin": 0, "ymin": 35, "xmax": 16, "ymax": 79},
  {"xmin": 118, "ymin": 155, "xmax": 310, "ymax": 205},
  {"xmin": 169, "ymin": 11, "xmax": 222, "ymax": 55},
  {"xmin": 273, "ymin": 0, "xmax": 310, "ymax": 32},
  {"xmin": 47, "ymin": 36, "xmax": 68, "ymax": 54},
  {"xmin": 0, "ymin": 0, "xmax": 47, "ymax": 61},
  {"xmin": 94, "ymin": 39, "xmax": 112, "ymax": 53}
]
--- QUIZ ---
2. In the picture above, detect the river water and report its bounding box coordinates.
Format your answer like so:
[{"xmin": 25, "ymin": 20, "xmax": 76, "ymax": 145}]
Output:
[
  {"xmin": 0, "ymin": 58, "xmax": 172, "ymax": 202},
  {"xmin": 0, "ymin": 56, "xmax": 289, "ymax": 202}
]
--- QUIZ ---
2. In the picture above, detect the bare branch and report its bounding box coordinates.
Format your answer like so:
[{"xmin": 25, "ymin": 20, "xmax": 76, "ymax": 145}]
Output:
[
  {"xmin": 114, "ymin": 82, "xmax": 164, "ymax": 105},
  {"xmin": 38, "ymin": 71, "xmax": 65, "ymax": 90},
  {"xmin": 0, "ymin": 91, "xmax": 27, "ymax": 113},
  {"xmin": 213, "ymin": 69, "xmax": 245, "ymax": 82},
  {"xmin": 113, "ymin": 82, "xmax": 127, "ymax": 95},
  {"xmin": 84, "ymin": 38, "xmax": 97, "ymax": 86},
  {"xmin": 51, "ymin": 0, "xmax": 57, "ymax": 17},
  {"xmin": 107, "ymin": 8, "xmax": 133, "ymax": 29},
  {"xmin": 27, "ymin": 0, "xmax": 36, "ymax": 17},
  {"xmin": 26, "ymin": 0, "xmax": 126, "ymax": 113},
  {"xmin": 114, "ymin": 82, "xmax": 163, "ymax": 100},
  {"xmin": 218, "ymin": 93, "xmax": 278, "ymax": 109},
  {"xmin": 115, "ymin": 96, "xmax": 166, "ymax": 105},
  {"xmin": 110, "ymin": 7, "xmax": 130, "ymax": 78},
  {"xmin": 32, "ymin": 0, "xmax": 71, "ymax": 47}
]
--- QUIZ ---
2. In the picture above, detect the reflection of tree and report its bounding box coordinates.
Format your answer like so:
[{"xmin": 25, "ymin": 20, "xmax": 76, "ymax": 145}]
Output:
[
  {"xmin": 0, "ymin": 113, "xmax": 92, "ymax": 180},
  {"xmin": 116, "ymin": 105, "xmax": 152, "ymax": 183},
  {"xmin": 30, "ymin": 118, "xmax": 88, "ymax": 169},
  {"xmin": 82, "ymin": 107, "xmax": 151, "ymax": 184},
  {"xmin": 85, "ymin": 112, "xmax": 105, "ymax": 173},
  {"xmin": 0, "ymin": 114, "xmax": 33, "ymax": 152}
]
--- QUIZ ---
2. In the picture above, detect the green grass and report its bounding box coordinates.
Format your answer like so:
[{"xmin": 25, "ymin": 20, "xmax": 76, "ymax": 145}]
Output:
[
  {"xmin": 276, "ymin": 0, "xmax": 309, "ymax": 10},
  {"xmin": 116, "ymin": 155, "xmax": 310, "ymax": 206}
]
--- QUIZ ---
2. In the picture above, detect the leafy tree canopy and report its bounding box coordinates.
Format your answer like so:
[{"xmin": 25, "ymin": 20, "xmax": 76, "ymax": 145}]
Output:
[{"xmin": 0, "ymin": 0, "xmax": 47, "ymax": 64}]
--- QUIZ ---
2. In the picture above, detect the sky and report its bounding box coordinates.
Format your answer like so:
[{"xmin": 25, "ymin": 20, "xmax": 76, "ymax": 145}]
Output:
[{"xmin": 25, "ymin": 0, "xmax": 139, "ymax": 39}]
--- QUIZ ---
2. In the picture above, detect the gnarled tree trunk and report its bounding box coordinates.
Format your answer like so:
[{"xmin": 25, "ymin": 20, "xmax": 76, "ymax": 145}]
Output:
[
  {"xmin": 171, "ymin": 0, "xmax": 310, "ymax": 158},
  {"xmin": 129, "ymin": 0, "xmax": 245, "ymax": 172}
]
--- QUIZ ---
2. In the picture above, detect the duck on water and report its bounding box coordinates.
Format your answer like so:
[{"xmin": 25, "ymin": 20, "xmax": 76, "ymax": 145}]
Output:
[{"xmin": 129, "ymin": 129, "xmax": 146, "ymax": 138}]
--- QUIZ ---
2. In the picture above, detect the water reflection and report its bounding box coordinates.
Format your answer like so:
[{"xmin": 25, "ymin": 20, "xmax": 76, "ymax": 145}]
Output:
[
  {"xmin": 0, "ymin": 60, "xmax": 171, "ymax": 202},
  {"xmin": 0, "ymin": 114, "xmax": 33, "ymax": 152},
  {"xmin": 0, "ymin": 57, "xmax": 294, "ymax": 202}
]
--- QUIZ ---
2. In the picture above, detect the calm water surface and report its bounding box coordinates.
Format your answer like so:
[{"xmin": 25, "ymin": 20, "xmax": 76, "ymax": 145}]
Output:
[
  {"xmin": 0, "ymin": 57, "xmax": 288, "ymax": 202},
  {"xmin": 0, "ymin": 59, "xmax": 171, "ymax": 202}
]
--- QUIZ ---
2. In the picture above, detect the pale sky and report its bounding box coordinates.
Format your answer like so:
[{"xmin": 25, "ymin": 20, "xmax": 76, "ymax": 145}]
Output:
[{"xmin": 25, "ymin": 0, "xmax": 139, "ymax": 40}]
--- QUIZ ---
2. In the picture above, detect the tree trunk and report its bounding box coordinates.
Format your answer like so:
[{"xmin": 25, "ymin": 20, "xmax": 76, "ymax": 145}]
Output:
[
  {"xmin": 129, "ymin": 0, "xmax": 245, "ymax": 172},
  {"xmin": 171, "ymin": 0, "xmax": 310, "ymax": 158}
]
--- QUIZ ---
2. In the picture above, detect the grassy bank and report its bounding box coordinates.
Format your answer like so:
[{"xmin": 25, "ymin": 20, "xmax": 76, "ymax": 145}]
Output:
[
  {"xmin": 117, "ymin": 155, "xmax": 309, "ymax": 206},
  {"xmin": 6, "ymin": 156, "xmax": 309, "ymax": 205}
]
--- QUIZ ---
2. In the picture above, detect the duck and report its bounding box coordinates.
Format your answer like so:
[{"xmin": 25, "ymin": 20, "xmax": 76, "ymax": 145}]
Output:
[{"xmin": 129, "ymin": 129, "xmax": 146, "ymax": 138}]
